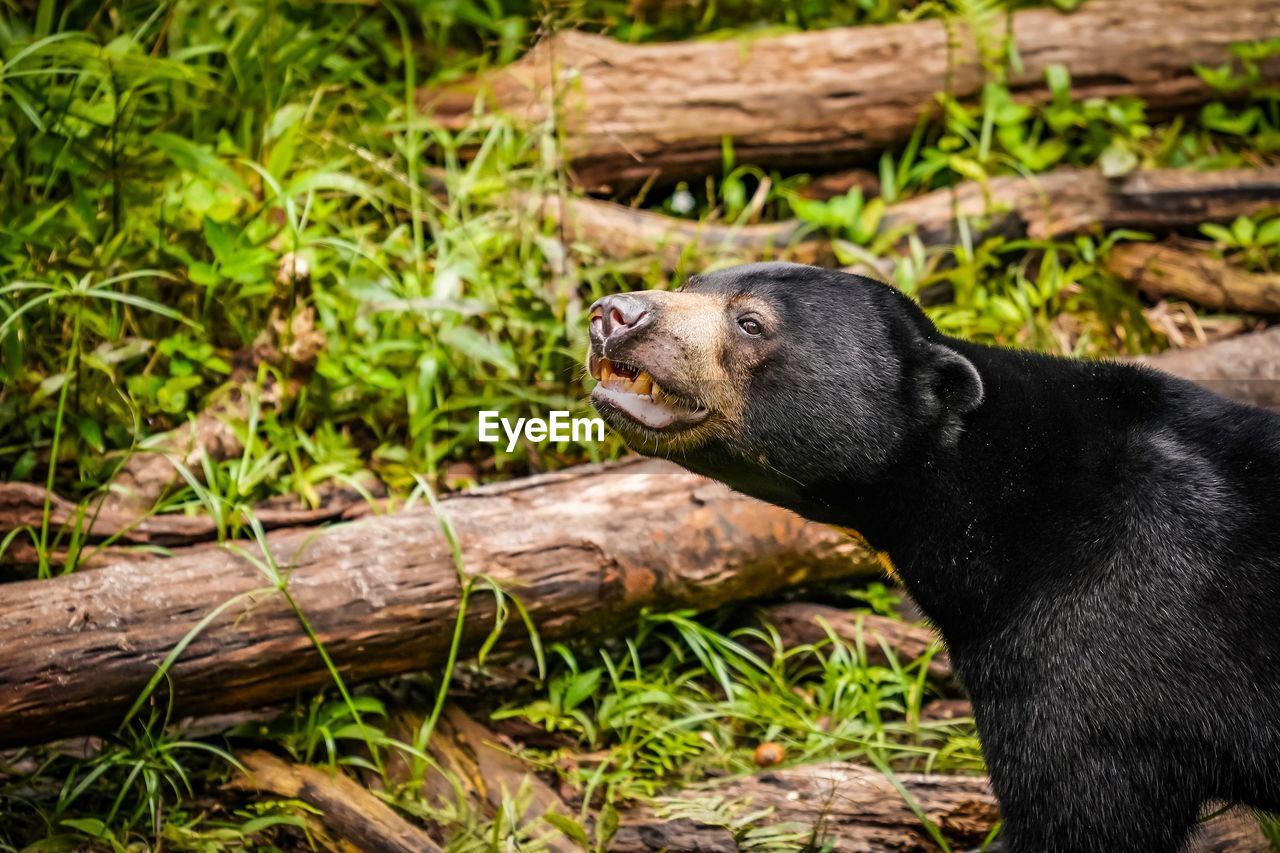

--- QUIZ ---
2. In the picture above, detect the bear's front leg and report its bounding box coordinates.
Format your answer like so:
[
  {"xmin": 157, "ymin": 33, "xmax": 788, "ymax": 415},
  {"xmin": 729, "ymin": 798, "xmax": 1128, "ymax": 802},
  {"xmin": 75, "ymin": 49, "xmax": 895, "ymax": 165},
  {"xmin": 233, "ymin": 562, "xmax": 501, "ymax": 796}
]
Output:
[{"xmin": 979, "ymin": 715, "xmax": 1205, "ymax": 852}]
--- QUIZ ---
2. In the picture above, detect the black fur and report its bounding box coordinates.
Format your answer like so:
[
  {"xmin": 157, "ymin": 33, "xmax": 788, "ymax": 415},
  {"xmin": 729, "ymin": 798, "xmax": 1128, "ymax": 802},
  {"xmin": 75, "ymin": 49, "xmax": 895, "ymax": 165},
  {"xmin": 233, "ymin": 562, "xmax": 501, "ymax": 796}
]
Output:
[{"xmin": 618, "ymin": 262, "xmax": 1280, "ymax": 851}]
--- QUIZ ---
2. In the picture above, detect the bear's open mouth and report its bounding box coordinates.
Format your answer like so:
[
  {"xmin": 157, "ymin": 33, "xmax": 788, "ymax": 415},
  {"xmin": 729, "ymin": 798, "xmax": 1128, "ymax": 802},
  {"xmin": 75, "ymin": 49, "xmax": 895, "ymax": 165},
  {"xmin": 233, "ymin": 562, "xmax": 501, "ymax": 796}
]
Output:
[{"xmin": 589, "ymin": 357, "xmax": 708, "ymax": 431}]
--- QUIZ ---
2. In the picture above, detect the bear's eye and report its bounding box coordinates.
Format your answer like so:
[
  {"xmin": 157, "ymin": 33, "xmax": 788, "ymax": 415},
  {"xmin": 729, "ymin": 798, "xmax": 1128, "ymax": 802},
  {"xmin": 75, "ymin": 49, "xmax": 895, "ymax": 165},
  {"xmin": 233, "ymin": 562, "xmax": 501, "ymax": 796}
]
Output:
[{"xmin": 737, "ymin": 316, "xmax": 763, "ymax": 337}]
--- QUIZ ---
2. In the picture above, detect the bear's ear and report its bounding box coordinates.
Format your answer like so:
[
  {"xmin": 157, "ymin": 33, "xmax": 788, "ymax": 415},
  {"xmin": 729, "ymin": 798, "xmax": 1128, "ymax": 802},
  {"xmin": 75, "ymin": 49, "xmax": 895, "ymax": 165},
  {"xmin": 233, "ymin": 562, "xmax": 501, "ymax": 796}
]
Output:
[{"xmin": 918, "ymin": 342, "xmax": 984, "ymax": 442}]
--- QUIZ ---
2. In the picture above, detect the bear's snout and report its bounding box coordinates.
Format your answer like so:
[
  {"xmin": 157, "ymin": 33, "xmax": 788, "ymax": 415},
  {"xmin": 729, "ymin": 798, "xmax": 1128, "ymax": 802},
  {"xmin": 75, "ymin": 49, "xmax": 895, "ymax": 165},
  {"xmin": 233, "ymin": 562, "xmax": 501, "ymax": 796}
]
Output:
[{"xmin": 589, "ymin": 294, "xmax": 653, "ymax": 352}]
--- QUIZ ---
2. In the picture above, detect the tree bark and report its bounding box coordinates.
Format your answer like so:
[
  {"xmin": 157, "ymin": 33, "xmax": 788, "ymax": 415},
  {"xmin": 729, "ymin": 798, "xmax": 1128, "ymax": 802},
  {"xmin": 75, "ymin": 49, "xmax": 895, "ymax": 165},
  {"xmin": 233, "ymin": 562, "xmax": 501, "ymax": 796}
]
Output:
[
  {"xmin": 1107, "ymin": 240, "xmax": 1280, "ymax": 314},
  {"xmin": 424, "ymin": 0, "xmax": 1280, "ymax": 190},
  {"xmin": 0, "ymin": 458, "xmax": 877, "ymax": 748},
  {"xmin": 382, "ymin": 704, "xmax": 578, "ymax": 853}
]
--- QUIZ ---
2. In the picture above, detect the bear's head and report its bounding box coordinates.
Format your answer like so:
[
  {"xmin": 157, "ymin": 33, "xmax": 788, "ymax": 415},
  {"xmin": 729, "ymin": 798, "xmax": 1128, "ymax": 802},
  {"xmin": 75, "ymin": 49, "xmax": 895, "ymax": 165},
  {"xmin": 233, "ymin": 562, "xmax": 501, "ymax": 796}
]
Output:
[{"xmin": 586, "ymin": 262, "xmax": 984, "ymax": 511}]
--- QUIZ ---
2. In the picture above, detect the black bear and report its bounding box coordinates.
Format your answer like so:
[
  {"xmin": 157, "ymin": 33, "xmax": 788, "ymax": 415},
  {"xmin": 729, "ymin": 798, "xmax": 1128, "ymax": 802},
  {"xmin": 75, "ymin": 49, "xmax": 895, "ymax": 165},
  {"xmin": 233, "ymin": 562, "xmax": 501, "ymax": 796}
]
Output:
[{"xmin": 586, "ymin": 262, "xmax": 1280, "ymax": 852}]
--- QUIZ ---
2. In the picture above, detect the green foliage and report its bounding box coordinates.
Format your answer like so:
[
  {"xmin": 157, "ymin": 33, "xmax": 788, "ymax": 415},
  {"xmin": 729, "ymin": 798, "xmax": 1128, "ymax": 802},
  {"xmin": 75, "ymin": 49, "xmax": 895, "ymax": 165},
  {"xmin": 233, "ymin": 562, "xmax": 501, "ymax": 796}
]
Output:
[
  {"xmin": 0, "ymin": 0, "xmax": 638, "ymax": 514},
  {"xmin": 1201, "ymin": 214, "xmax": 1280, "ymax": 271},
  {"xmin": 496, "ymin": 610, "xmax": 979, "ymax": 814},
  {"xmin": 916, "ymin": 231, "xmax": 1159, "ymax": 355}
]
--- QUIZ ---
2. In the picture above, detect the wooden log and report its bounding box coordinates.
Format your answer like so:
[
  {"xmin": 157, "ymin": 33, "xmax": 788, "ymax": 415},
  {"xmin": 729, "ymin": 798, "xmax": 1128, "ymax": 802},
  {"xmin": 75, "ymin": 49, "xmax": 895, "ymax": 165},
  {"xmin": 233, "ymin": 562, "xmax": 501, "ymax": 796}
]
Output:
[
  {"xmin": 532, "ymin": 168, "xmax": 1280, "ymax": 271},
  {"xmin": 609, "ymin": 763, "xmax": 1270, "ymax": 852},
  {"xmin": 424, "ymin": 0, "xmax": 1280, "ymax": 189},
  {"xmin": 1139, "ymin": 325, "xmax": 1280, "ymax": 410},
  {"xmin": 759, "ymin": 601, "xmax": 952, "ymax": 682},
  {"xmin": 391, "ymin": 705, "xmax": 568, "ymax": 823},
  {"xmin": 97, "ymin": 308, "xmax": 321, "ymax": 520},
  {"xmin": 532, "ymin": 192, "xmax": 829, "ymax": 270},
  {"xmin": 882, "ymin": 168, "xmax": 1280, "ymax": 247},
  {"xmin": 230, "ymin": 750, "xmax": 444, "ymax": 852},
  {"xmin": 609, "ymin": 761, "xmax": 998, "ymax": 852},
  {"xmin": 0, "ymin": 458, "xmax": 877, "ymax": 748},
  {"xmin": 1107, "ymin": 240, "xmax": 1280, "ymax": 314},
  {"xmin": 0, "ymin": 481, "xmax": 360, "ymax": 547},
  {"xmin": 798, "ymin": 169, "xmax": 882, "ymax": 201},
  {"xmin": 98, "ymin": 395, "xmax": 245, "ymax": 518},
  {"xmin": 383, "ymin": 704, "xmax": 577, "ymax": 853}
]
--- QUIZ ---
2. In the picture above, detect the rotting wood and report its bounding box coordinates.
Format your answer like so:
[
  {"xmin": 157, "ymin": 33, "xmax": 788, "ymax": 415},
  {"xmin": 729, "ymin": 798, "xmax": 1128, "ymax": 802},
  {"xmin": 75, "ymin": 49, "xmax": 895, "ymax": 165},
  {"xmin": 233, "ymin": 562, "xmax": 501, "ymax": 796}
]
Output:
[
  {"xmin": 230, "ymin": 750, "xmax": 444, "ymax": 852},
  {"xmin": 0, "ymin": 458, "xmax": 878, "ymax": 748},
  {"xmin": 1107, "ymin": 240, "xmax": 1280, "ymax": 314},
  {"xmin": 798, "ymin": 169, "xmax": 882, "ymax": 201},
  {"xmin": 759, "ymin": 602, "xmax": 952, "ymax": 682},
  {"xmin": 424, "ymin": 0, "xmax": 1280, "ymax": 189},
  {"xmin": 99, "ymin": 394, "xmax": 246, "ymax": 519}
]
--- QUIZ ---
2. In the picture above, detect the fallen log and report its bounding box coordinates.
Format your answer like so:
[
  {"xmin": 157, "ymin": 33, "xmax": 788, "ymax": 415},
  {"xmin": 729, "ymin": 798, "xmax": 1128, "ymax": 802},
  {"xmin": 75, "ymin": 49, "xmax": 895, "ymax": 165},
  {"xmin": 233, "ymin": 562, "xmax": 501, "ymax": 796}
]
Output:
[
  {"xmin": 382, "ymin": 704, "xmax": 577, "ymax": 853},
  {"xmin": 0, "ymin": 481, "xmax": 360, "ymax": 547},
  {"xmin": 0, "ymin": 458, "xmax": 877, "ymax": 748},
  {"xmin": 883, "ymin": 168, "xmax": 1280, "ymax": 248},
  {"xmin": 1139, "ymin": 325, "xmax": 1280, "ymax": 409},
  {"xmin": 230, "ymin": 750, "xmax": 444, "ymax": 852},
  {"xmin": 759, "ymin": 602, "xmax": 952, "ymax": 682},
  {"xmin": 1108, "ymin": 240, "xmax": 1280, "ymax": 314},
  {"xmin": 390, "ymin": 705, "xmax": 568, "ymax": 824},
  {"xmin": 610, "ymin": 761, "xmax": 998, "ymax": 852},
  {"xmin": 609, "ymin": 762, "xmax": 1271, "ymax": 852},
  {"xmin": 534, "ymin": 168, "xmax": 1280, "ymax": 271},
  {"xmin": 98, "ymin": 302, "xmax": 324, "ymax": 520},
  {"xmin": 532, "ymin": 193, "xmax": 828, "ymax": 270},
  {"xmin": 425, "ymin": 0, "xmax": 1280, "ymax": 189},
  {"xmin": 101, "ymin": 396, "xmax": 245, "ymax": 518}
]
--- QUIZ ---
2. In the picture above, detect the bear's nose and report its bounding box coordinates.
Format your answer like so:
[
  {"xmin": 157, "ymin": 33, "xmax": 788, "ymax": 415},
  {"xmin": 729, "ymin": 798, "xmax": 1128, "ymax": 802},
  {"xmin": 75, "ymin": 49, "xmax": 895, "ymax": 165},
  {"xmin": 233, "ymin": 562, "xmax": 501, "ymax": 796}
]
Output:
[{"xmin": 589, "ymin": 294, "xmax": 651, "ymax": 346}]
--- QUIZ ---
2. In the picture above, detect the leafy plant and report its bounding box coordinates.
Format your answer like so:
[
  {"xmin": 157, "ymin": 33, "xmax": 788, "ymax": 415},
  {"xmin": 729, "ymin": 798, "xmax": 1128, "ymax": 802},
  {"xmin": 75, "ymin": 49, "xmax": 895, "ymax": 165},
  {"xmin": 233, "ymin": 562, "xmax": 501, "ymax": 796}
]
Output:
[{"xmin": 1201, "ymin": 214, "xmax": 1280, "ymax": 271}]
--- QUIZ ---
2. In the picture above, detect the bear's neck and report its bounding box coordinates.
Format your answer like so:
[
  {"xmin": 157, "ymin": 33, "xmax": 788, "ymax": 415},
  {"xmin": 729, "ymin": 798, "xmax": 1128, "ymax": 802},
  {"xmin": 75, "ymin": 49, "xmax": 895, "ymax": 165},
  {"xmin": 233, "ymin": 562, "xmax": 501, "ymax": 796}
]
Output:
[{"xmin": 794, "ymin": 340, "xmax": 1164, "ymax": 650}]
